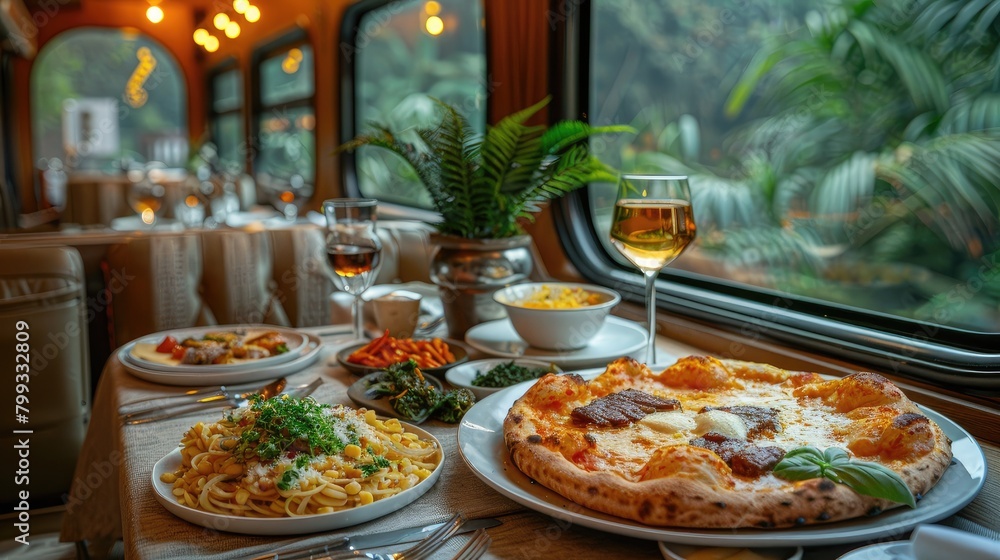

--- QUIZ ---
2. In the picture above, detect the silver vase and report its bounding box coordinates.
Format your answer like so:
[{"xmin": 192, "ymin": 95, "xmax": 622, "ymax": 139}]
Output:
[{"xmin": 428, "ymin": 233, "xmax": 533, "ymax": 338}]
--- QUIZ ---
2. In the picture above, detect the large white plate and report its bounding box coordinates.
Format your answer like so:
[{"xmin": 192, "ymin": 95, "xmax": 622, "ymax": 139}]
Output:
[
  {"xmin": 122, "ymin": 334, "xmax": 322, "ymax": 386},
  {"xmin": 122, "ymin": 325, "xmax": 309, "ymax": 374},
  {"xmin": 464, "ymin": 316, "xmax": 648, "ymax": 369},
  {"xmin": 457, "ymin": 374, "xmax": 987, "ymax": 547},
  {"xmin": 152, "ymin": 422, "xmax": 444, "ymax": 535}
]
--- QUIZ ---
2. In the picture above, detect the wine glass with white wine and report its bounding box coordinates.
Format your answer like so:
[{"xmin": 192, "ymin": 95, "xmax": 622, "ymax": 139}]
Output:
[
  {"xmin": 609, "ymin": 175, "xmax": 696, "ymax": 365},
  {"xmin": 323, "ymin": 198, "xmax": 383, "ymax": 341}
]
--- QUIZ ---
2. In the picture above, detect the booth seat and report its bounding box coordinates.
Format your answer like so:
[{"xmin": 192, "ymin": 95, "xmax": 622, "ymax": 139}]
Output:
[{"xmin": 0, "ymin": 245, "xmax": 90, "ymax": 505}]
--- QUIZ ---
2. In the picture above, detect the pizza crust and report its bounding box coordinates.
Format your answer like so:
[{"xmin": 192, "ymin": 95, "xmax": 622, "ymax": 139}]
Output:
[{"xmin": 503, "ymin": 357, "xmax": 953, "ymax": 529}]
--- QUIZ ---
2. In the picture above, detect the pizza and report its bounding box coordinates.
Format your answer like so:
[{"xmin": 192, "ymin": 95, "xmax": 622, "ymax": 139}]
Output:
[{"xmin": 503, "ymin": 356, "xmax": 952, "ymax": 528}]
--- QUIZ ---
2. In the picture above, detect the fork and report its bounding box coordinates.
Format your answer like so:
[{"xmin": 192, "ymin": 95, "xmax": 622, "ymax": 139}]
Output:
[
  {"xmin": 325, "ymin": 513, "xmax": 464, "ymax": 560},
  {"xmin": 450, "ymin": 529, "xmax": 491, "ymax": 560},
  {"xmin": 124, "ymin": 378, "xmax": 322, "ymax": 424}
]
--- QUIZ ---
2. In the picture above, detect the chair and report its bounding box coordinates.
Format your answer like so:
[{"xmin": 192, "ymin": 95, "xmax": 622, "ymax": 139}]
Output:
[{"xmin": 0, "ymin": 244, "xmax": 90, "ymax": 504}]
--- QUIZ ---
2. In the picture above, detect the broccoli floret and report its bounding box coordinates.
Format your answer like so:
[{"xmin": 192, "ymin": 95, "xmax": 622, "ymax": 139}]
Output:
[{"xmin": 432, "ymin": 388, "xmax": 476, "ymax": 423}]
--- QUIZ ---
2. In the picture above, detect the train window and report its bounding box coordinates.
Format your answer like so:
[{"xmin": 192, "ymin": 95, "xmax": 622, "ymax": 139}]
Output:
[
  {"xmin": 340, "ymin": 0, "xmax": 486, "ymax": 208},
  {"xmin": 557, "ymin": 0, "xmax": 1000, "ymax": 381},
  {"xmin": 253, "ymin": 36, "xmax": 315, "ymax": 210},
  {"xmin": 30, "ymin": 27, "xmax": 187, "ymax": 170},
  {"xmin": 208, "ymin": 64, "xmax": 244, "ymax": 172}
]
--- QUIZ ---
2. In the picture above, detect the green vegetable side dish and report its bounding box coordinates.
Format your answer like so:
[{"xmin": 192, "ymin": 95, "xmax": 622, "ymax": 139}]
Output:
[
  {"xmin": 773, "ymin": 446, "xmax": 916, "ymax": 507},
  {"xmin": 366, "ymin": 360, "xmax": 476, "ymax": 423},
  {"xmin": 471, "ymin": 361, "xmax": 557, "ymax": 388}
]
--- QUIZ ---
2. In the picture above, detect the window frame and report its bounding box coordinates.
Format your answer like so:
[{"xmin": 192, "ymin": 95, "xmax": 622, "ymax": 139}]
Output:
[
  {"xmin": 549, "ymin": 0, "xmax": 1000, "ymax": 387},
  {"xmin": 206, "ymin": 57, "xmax": 245, "ymax": 172},
  {"xmin": 250, "ymin": 27, "xmax": 316, "ymax": 185},
  {"xmin": 337, "ymin": 0, "xmax": 489, "ymax": 221}
]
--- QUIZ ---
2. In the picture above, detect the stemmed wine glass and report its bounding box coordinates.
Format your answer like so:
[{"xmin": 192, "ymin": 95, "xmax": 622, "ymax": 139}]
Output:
[
  {"xmin": 323, "ymin": 198, "xmax": 383, "ymax": 341},
  {"xmin": 609, "ymin": 175, "xmax": 696, "ymax": 365}
]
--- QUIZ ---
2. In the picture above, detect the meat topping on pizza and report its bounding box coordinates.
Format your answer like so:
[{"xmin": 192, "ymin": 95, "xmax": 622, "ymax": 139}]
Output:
[
  {"xmin": 690, "ymin": 432, "xmax": 786, "ymax": 477},
  {"xmin": 571, "ymin": 389, "xmax": 680, "ymax": 427}
]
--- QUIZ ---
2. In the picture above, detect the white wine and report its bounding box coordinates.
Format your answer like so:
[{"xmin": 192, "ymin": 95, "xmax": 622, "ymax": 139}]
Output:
[{"xmin": 610, "ymin": 199, "xmax": 696, "ymax": 271}]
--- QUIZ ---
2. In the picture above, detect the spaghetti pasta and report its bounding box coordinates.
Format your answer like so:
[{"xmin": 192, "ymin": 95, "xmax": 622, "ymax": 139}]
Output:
[{"xmin": 159, "ymin": 394, "xmax": 441, "ymax": 517}]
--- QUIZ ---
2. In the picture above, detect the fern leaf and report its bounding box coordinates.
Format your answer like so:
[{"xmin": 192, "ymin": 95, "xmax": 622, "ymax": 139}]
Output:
[{"xmin": 540, "ymin": 122, "xmax": 635, "ymax": 155}]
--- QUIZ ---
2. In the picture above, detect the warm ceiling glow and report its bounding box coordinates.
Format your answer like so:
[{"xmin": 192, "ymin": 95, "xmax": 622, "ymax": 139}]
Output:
[
  {"xmin": 233, "ymin": 0, "xmax": 249, "ymax": 14},
  {"xmin": 204, "ymin": 35, "xmax": 220, "ymax": 52},
  {"xmin": 281, "ymin": 57, "xmax": 300, "ymax": 74},
  {"xmin": 193, "ymin": 28, "xmax": 209, "ymax": 45},
  {"xmin": 288, "ymin": 48, "xmax": 303, "ymax": 62},
  {"xmin": 425, "ymin": 1, "xmax": 441, "ymax": 15},
  {"xmin": 225, "ymin": 21, "xmax": 241, "ymax": 38},
  {"xmin": 425, "ymin": 15, "xmax": 444, "ymax": 35},
  {"xmin": 141, "ymin": 208, "xmax": 156, "ymax": 224},
  {"xmin": 213, "ymin": 12, "xmax": 230, "ymax": 30},
  {"xmin": 146, "ymin": 5, "xmax": 164, "ymax": 23},
  {"xmin": 245, "ymin": 5, "xmax": 260, "ymax": 23}
]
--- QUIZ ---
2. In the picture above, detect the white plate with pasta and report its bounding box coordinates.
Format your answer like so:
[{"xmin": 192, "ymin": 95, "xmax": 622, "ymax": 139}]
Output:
[{"xmin": 151, "ymin": 403, "xmax": 444, "ymax": 535}]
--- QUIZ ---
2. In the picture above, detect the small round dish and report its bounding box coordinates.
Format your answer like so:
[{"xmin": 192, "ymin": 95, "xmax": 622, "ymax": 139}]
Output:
[
  {"xmin": 659, "ymin": 542, "xmax": 804, "ymax": 560},
  {"xmin": 346, "ymin": 372, "xmax": 444, "ymax": 423},
  {"xmin": 335, "ymin": 339, "xmax": 469, "ymax": 377},
  {"xmin": 445, "ymin": 358, "xmax": 560, "ymax": 400}
]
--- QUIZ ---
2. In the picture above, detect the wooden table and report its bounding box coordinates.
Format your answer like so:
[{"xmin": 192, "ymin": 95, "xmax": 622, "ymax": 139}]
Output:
[{"xmin": 60, "ymin": 327, "xmax": 1000, "ymax": 559}]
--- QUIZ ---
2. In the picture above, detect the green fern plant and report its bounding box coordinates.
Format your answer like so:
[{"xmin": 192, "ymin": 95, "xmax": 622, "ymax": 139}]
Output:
[{"xmin": 339, "ymin": 97, "xmax": 633, "ymax": 238}]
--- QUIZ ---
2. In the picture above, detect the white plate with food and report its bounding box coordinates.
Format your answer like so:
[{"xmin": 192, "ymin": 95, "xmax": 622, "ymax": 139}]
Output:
[
  {"xmin": 151, "ymin": 403, "xmax": 444, "ymax": 535},
  {"xmin": 457, "ymin": 370, "xmax": 986, "ymax": 547},
  {"xmin": 121, "ymin": 334, "xmax": 322, "ymax": 386},
  {"xmin": 463, "ymin": 316, "xmax": 648, "ymax": 369},
  {"xmin": 122, "ymin": 325, "xmax": 308, "ymax": 374}
]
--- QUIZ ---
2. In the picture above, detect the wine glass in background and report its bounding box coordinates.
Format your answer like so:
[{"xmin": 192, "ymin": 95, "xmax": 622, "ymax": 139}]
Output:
[
  {"xmin": 126, "ymin": 170, "xmax": 166, "ymax": 229},
  {"xmin": 609, "ymin": 175, "xmax": 697, "ymax": 365},
  {"xmin": 324, "ymin": 198, "xmax": 383, "ymax": 340}
]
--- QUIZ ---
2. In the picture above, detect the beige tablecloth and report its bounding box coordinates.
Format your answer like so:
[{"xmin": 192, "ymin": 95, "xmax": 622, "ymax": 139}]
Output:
[{"xmin": 60, "ymin": 327, "xmax": 999, "ymax": 559}]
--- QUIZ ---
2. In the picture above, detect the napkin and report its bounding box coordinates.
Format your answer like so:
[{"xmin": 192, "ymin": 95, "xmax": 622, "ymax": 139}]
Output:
[{"xmin": 912, "ymin": 524, "xmax": 1000, "ymax": 560}]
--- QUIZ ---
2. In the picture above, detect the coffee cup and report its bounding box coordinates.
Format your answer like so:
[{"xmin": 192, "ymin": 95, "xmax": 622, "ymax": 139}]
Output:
[{"xmin": 371, "ymin": 292, "xmax": 422, "ymax": 338}]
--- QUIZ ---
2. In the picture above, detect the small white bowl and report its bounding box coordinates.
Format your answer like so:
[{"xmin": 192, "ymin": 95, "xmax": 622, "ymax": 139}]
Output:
[
  {"xmin": 658, "ymin": 542, "xmax": 803, "ymax": 560},
  {"xmin": 493, "ymin": 282, "xmax": 621, "ymax": 350},
  {"xmin": 445, "ymin": 358, "xmax": 561, "ymax": 400}
]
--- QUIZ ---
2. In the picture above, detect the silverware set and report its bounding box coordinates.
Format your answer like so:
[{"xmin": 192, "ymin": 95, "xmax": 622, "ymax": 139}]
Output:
[
  {"xmin": 118, "ymin": 377, "xmax": 323, "ymax": 424},
  {"xmin": 254, "ymin": 514, "xmax": 496, "ymax": 560}
]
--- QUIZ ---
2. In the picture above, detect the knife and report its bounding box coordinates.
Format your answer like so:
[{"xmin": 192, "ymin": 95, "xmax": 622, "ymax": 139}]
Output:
[{"xmin": 251, "ymin": 517, "xmax": 502, "ymax": 560}]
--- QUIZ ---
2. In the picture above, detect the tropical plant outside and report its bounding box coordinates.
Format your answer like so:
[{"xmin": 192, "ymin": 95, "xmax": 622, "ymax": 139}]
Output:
[{"xmin": 588, "ymin": 0, "xmax": 1000, "ymax": 331}]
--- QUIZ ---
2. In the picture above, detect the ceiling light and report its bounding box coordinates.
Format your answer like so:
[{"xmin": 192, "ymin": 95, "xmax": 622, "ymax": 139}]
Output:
[
  {"xmin": 425, "ymin": 15, "xmax": 443, "ymax": 36},
  {"xmin": 193, "ymin": 28, "xmax": 209, "ymax": 45},
  {"xmin": 146, "ymin": 5, "xmax": 164, "ymax": 23},
  {"xmin": 204, "ymin": 35, "xmax": 220, "ymax": 52},
  {"xmin": 244, "ymin": 5, "xmax": 260, "ymax": 23},
  {"xmin": 225, "ymin": 21, "xmax": 241, "ymax": 38},
  {"xmin": 233, "ymin": 0, "xmax": 249, "ymax": 14},
  {"xmin": 213, "ymin": 12, "xmax": 230, "ymax": 30},
  {"xmin": 425, "ymin": 1, "xmax": 441, "ymax": 16}
]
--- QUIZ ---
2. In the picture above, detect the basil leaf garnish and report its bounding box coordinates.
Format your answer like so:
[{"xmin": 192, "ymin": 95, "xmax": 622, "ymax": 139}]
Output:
[
  {"xmin": 827, "ymin": 461, "xmax": 917, "ymax": 508},
  {"xmin": 773, "ymin": 446, "xmax": 916, "ymax": 508}
]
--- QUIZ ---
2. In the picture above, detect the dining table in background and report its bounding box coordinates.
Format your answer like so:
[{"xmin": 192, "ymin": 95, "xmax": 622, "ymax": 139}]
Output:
[{"xmin": 60, "ymin": 326, "xmax": 1000, "ymax": 559}]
